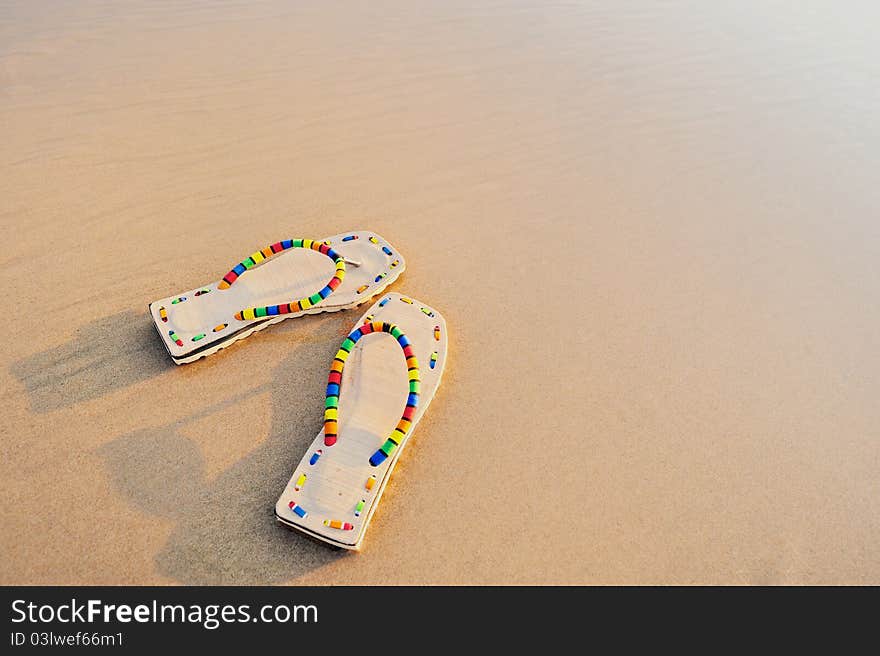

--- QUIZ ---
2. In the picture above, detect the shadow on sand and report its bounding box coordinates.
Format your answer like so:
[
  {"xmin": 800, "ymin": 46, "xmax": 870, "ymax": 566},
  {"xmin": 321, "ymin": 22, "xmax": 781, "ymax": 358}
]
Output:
[
  {"xmin": 97, "ymin": 313, "xmax": 354, "ymax": 584},
  {"xmin": 10, "ymin": 310, "xmax": 172, "ymax": 413}
]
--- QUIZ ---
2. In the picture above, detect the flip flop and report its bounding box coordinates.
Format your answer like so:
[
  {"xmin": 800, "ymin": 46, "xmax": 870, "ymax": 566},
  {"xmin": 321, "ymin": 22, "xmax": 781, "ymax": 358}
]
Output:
[
  {"xmin": 149, "ymin": 231, "xmax": 405, "ymax": 364},
  {"xmin": 275, "ymin": 292, "xmax": 448, "ymax": 550}
]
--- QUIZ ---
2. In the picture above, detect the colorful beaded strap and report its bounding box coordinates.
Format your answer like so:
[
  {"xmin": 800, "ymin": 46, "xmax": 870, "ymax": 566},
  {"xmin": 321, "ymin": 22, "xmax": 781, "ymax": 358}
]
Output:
[
  {"xmin": 217, "ymin": 239, "xmax": 346, "ymax": 321},
  {"xmin": 324, "ymin": 321, "xmax": 420, "ymax": 467}
]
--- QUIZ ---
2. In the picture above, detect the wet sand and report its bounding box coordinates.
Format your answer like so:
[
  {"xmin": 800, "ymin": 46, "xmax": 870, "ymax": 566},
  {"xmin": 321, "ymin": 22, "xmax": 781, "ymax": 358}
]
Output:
[{"xmin": 1, "ymin": 1, "xmax": 878, "ymax": 584}]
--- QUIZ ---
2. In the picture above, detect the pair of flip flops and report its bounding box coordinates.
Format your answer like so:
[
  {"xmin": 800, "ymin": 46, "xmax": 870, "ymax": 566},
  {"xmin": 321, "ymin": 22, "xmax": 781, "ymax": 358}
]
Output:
[{"xmin": 149, "ymin": 231, "xmax": 447, "ymax": 550}]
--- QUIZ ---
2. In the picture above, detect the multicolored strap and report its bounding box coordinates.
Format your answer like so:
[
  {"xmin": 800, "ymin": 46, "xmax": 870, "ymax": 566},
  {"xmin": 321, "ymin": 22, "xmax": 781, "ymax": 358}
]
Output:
[
  {"xmin": 324, "ymin": 321, "xmax": 420, "ymax": 467},
  {"xmin": 218, "ymin": 239, "xmax": 346, "ymax": 321}
]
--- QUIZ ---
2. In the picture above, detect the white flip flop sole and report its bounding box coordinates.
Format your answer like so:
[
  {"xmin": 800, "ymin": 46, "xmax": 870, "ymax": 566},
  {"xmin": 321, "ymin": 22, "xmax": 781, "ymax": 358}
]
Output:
[
  {"xmin": 148, "ymin": 231, "xmax": 405, "ymax": 364},
  {"xmin": 275, "ymin": 292, "xmax": 448, "ymax": 550}
]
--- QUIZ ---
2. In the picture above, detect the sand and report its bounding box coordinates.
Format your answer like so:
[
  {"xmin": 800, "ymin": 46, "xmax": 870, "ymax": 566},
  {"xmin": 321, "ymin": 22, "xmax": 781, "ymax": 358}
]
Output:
[{"xmin": 1, "ymin": 1, "xmax": 878, "ymax": 585}]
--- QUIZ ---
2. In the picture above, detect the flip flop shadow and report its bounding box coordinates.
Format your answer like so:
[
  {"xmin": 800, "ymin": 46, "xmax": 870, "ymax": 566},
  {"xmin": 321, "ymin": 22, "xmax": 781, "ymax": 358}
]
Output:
[
  {"xmin": 98, "ymin": 314, "xmax": 354, "ymax": 584},
  {"xmin": 10, "ymin": 310, "xmax": 172, "ymax": 413}
]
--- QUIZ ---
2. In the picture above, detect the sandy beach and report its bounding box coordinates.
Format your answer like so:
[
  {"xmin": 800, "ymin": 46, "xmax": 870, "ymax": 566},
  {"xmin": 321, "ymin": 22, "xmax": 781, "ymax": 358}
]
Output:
[{"xmin": 2, "ymin": 1, "xmax": 878, "ymax": 584}]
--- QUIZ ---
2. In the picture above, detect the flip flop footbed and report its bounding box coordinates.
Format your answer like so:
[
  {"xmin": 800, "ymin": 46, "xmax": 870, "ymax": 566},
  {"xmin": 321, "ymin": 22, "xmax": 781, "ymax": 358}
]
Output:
[
  {"xmin": 149, "ymin": 231, "xmax": 404, "ymax": 363},
  {"xmin": 275, "ymin": 292, "xmax": 448, "ymax": 550}
]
